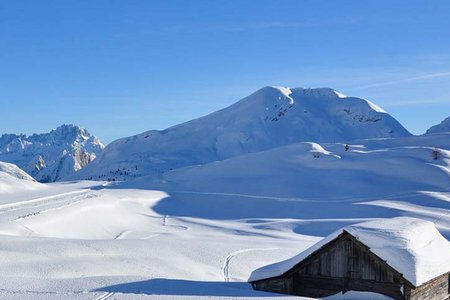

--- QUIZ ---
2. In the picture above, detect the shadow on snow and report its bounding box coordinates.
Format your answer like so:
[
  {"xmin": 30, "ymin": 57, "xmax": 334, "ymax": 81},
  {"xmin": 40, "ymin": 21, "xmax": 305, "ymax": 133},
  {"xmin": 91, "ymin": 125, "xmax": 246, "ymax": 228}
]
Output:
[{"xmin": 94, "ymin": 278, "xmax": 284, "ymax": 297}]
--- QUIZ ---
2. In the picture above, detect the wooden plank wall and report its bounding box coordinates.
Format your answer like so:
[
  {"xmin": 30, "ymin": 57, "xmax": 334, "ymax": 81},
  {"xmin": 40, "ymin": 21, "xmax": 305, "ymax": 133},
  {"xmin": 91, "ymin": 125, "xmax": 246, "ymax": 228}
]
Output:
[
  {"xmin": 298, "ymin": 236, "xmax": 399, "ymax": 283},
  {"xmin": 410, "ymin": 273, "xmax": 449, "ymax": 300},
  {"xmin": 252, "ymin": 234, "xmax": 449, "ymax": 300}
]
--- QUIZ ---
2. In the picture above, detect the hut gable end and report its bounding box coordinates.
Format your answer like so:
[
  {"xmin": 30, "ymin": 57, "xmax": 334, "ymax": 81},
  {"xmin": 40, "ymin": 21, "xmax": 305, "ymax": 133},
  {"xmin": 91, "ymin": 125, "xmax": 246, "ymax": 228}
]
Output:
[
  {"xmin": 273, "ymin": 231, "xmax": 408, "ymax": 299},
  {"xmin": 285, "ymin": 231, "xmax": 407, "ymax": 284},
  {"xmin": 250, "ymin": 218, "xmax": 450, "ymax": 300}
]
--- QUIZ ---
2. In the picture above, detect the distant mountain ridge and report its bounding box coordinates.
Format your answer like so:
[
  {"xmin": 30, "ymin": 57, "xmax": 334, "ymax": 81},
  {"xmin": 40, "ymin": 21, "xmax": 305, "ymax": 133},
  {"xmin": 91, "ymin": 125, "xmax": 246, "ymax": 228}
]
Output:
[
  {"xmin": 426, "ymin": 116, "xmax": 450, "ymax": 134},
  {"xmin": 0, "ymin": 124, "xmax": 105, "ymax": 182},
  {"xmin": 72, "ymin": 86, "xmax": 411, "ymax": 181}
]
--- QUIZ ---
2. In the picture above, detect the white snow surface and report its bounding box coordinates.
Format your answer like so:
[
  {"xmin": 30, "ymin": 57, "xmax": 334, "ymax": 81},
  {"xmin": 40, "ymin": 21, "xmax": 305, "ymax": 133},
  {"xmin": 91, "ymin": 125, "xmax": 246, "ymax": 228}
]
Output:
[
  {"xmin": 0, "ymin": 124, "xmax": 104, "ymax": 182},
  {"xmin": 0, "ymin": 132, "xmax": 447, "ymax": 298},
  {"xmin": 71, "ymin": 86, "xmax": 410, "ymax": 181},
  {"xmin": 0, "ymin": 115, "xmax": 449, "ymax": 298},
  {"xmin": 0, "ymin": 161, "xmax": 35, "ymax": 181},
  {"xmin": 249, "ymin": 217, "xmax": 450, "ymax": 286},
  {"xmin": 325, "ymin": 291, "xmax": 392, "ymax": 299},
  {"xmin": 426, "ymin": 116, "xmax": 450, "ymax": 134},
  {"xmin": 0, "ymin": 161, "xmax": 45, "ymax": 194}
]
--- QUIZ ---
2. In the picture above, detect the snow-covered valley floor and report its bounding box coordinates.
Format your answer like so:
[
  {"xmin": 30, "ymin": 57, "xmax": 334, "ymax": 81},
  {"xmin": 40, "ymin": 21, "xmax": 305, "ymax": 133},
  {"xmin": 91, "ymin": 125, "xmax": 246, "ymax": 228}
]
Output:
[
  {"xmin": 0, "ymin": 181, "xmax": 313, "ymax": 299},
  {"xmin": 0, "ymin": 134, "xmax": 449, "ymax": 299}
]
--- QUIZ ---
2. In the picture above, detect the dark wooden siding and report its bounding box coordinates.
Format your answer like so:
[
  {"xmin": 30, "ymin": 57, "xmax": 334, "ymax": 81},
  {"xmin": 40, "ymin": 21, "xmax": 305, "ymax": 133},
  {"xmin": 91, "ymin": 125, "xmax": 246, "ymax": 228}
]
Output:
[
  {"xmin": 252, "ymin": 232, "xmax": 450, "ymax": 300},
  {"xmin": 290, "ymin": 235, "xmax": 405, "ymax": 299},
  {"xmin": 252, "ymin": 276, "xmax": 291, "ymax": 295},
  {"xmin": 253, "ymin": 232, "xmax": 407, "ymax": 299},
  {"xmin": 297, "ymin": 235, "xmax": 399, "ymax": 283},
  {"xmin": 410, "ymin": 273, "xmax": 450, "ymax": 300},
  {"xmin": 291, "ymin": 275, "xmax": 406, "ymax": 299}
]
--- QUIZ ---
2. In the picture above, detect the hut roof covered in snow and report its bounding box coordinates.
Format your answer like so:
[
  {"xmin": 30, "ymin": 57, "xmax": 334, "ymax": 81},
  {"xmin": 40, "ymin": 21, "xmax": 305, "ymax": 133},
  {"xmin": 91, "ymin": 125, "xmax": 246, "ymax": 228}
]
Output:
[{"xmin": 249, "ymin": 217, "xmax": 450, "ymax": 287}]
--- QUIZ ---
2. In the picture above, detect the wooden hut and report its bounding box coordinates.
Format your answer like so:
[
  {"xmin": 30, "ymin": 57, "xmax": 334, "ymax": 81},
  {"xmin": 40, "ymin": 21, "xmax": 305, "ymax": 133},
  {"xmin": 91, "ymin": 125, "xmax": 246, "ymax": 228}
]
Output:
[{"xmin": 249, "ymin": 217, "xmax": 450, "ymax": 300}]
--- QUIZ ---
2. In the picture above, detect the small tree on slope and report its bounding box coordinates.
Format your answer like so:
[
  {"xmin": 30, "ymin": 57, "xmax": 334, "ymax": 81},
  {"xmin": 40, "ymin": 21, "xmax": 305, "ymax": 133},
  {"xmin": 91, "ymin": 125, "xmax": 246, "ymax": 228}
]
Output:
[{"xmin": 432, "ymin": 147, "xmax": 441, "ymax": 160}]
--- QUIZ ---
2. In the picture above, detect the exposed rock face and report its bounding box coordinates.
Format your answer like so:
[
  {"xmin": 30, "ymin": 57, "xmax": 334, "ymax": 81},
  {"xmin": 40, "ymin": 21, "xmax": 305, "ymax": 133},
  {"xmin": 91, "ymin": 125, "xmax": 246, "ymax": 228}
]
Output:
[
  {"xmin": 35, "ymin": 156, "xmax": 46, "ymax": 171},
  {"xmin": 0, "ymin": 125, "xmax": 105, "ymax": 182}
]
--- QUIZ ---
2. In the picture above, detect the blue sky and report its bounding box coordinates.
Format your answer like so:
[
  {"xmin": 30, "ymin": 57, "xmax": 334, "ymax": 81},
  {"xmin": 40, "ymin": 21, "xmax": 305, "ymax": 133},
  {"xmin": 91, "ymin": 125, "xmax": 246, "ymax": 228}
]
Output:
[{"xmin": 1, "ymin": 0, "xmax": 450, "ymax": 143}]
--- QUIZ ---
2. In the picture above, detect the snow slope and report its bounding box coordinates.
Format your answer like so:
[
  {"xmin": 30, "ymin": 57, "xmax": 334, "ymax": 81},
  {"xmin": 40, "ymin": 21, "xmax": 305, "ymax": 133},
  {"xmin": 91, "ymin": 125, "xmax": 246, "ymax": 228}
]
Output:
[
  {"xmin": 0, "ymin": 161, "xmax": 44, "ymax": 194},
  {"xmin": 146, "ymin": 133, "xmax": 450, "ymax": 221},
  {"xmin": 249, "ymin": 217, "xmax": 450, "ymax": 286},
  {"xmin": 0, "ymin": 161, "xmax": 35, "ymax": 181},
  {"xmin": 426, "ymin": 116, "xmax": 450, "ymax": 134},
  {"xmin": 0, "ymin": 124, "xmax": 105, "ymax": 182},
  {"xmin": 0, "ymin": 133, "xmax": 446, "ymax": 299},
  {"xmin": 72, "ymin": 86, "xmax": 410, "ymax": 181},
  {"xmin": 15, "ymin": 189, "xmax": 171, "ymax": 240},
  {"xmin": 0, "ymin": 177, "xmax": 313, "ymax": 299},
  {"xmin": 0, "ymin": 93, "xmax": 448, "ymax": 299}
]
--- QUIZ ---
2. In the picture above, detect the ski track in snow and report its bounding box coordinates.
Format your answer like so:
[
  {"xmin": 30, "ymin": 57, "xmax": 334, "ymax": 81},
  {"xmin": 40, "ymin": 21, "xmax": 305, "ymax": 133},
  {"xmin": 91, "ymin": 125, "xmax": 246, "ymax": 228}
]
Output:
[
  {"xmin": 0, "ymin": 288, "xmax": 88, "ymax": 297},
  {"xmin": 173, "ymin": 190, "xmax": 446, "ymax": 204},
  {"xmin": 222, "ymin": 248, "xmax": 280, "ymax": 282},
  {"xmin": 13, "ymin": 191, "xmax": 100, "ymax": 221},
  {"xmin": 0, "ymin": 190, "xmax": 90, "ymax": 212},
  {"xmin": 96, "ymin": 291, "xmax": 114, "ymax": 300},
  {"xmin": 162, "ymin": 215, "xmax": 189, "ymax": 231},
  {"xmin": 114, "ymin": 215, "xmax": 188, "ymax": 240}
]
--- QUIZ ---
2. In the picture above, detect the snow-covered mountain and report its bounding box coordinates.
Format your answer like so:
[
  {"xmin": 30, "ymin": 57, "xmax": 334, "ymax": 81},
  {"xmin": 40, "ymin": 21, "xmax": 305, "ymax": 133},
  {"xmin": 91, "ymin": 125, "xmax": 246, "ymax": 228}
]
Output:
[
  {"xmin": 0, "ymin": 161, "xmax": 35, "ymax": 181},
  {"xmin": 0, "ymin": 161, "xmax": 45, "ymax": 193},
  {"xmin": 0, "ymin": 124, "xmax": 105, "ymax": 182},
  {"xmin": 426, "ymin": 116, "xmax": 450, "ymax": 134},
  {"xmin": 0, "ymin": 131, "xmax": 448, "ymax": 299},
  {"xmin": 0, "ymin": 96, "xmax": 448, "ymax": 299},
  {"xmin": 73, "ymin": 86, "xmax": 411, "ymax": 181}
]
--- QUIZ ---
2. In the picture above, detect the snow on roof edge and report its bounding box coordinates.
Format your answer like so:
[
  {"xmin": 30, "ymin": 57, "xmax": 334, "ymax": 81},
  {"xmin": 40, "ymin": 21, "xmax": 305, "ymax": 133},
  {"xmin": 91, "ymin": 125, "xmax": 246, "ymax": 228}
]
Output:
[{"xmin": 248, "ymin": 217, "xmax": 450, "ymax": 286}]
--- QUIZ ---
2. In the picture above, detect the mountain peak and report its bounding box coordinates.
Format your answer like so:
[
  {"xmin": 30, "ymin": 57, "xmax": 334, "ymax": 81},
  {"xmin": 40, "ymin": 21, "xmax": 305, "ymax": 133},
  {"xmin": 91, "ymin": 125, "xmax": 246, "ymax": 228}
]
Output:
[
  {"xmin": 73, "ymin": 85, "xmax": 411, "ymax": 182},
  {"xmin": 53, "ymin": 124, "xmax": 82, "ymax": 133},
  {"xmin": 245, "ymin": 86, "xmax": 387, "ymax": 116},
  {"xmin": 270, "ymin": 85, "xmax": 292, "ymax": 95},
  {"xmin": 262, "ymin": 86, "xmax": 346, "ymax": 100},
  {"xmin": 50, "ymin": 124, "xmax": 104, "ymax": 145},
  {"xmin": 292, "ymin": 87, "xmax": 346, "ymax": 98},
  {"xmin": 0, "ymin": 125, "xmax": 105, "ymax": 182}
]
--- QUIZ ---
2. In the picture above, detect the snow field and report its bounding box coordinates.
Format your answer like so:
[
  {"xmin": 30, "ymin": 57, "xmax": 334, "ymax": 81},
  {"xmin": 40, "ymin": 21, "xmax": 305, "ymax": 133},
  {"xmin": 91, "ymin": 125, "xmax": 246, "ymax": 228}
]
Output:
[{"xmin": 0, "ymin": 132, "xmax": 448, "ymax": 298}]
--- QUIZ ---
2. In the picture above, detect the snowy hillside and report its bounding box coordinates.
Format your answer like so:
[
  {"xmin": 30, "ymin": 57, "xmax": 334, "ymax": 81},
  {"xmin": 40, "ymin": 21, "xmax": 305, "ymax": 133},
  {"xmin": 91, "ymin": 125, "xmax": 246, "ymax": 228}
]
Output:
[
  {"xmin": 0, "ymin": 124, "xmax": 105, "ymax": 182},
  {"xmin": 0, "ymin": 131, "xmax": 448, "ymax": 299},
  {"xmin": 0, "ymin": 161, "xmax": 45, "ymax": 194},
  {"xmin": 0, "ymin": 88, "xmax": 447, "ymax": 299},
  {"xmin": 73, "ymin": 86, "xmax": 410, "ymax": 181},
  {"xmin": 0, "ymin": 161, "xmax": 35, "ymax": 181},
  {"xmin": 426, "ymin": 116, "xmax": 450, "ymax": 134},
  {"xmin": 147, "ymin": 133, "xmax": 450, "ymax": 222}
]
